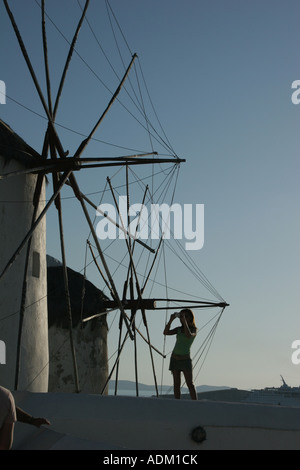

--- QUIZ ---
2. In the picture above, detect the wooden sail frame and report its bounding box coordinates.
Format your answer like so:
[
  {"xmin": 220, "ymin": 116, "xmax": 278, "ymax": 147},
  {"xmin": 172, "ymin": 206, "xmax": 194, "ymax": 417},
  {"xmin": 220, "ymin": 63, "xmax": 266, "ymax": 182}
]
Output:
[{"xmin": 1, "ymin": 0, "xmax": 229, "ymax": 395}]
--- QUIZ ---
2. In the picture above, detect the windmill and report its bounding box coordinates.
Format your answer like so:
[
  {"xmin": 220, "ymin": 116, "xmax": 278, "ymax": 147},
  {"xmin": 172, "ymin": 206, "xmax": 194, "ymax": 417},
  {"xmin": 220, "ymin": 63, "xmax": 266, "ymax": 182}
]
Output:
[
  {"xmin": 0, "ymin": 119, "xmax": 48, "ymax": 392},
  {"xmin": 0, "ymin": 0, "xmax": 228, "ymax": 397}
]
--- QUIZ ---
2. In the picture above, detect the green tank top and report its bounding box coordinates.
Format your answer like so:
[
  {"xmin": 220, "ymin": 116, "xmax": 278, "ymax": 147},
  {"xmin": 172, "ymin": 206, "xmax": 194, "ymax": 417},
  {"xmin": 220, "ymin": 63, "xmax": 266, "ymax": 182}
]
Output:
[{"xmin": 172, "ymin": 327, "xmax": 196, "ymax": 356}]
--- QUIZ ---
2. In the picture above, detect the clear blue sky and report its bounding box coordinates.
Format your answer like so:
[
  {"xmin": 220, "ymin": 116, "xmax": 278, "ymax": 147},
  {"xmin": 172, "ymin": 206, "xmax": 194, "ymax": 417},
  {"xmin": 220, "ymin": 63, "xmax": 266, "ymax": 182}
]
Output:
[{"xmin": 1, "ymin": 0, "xmax": 299, "ymax": 391}]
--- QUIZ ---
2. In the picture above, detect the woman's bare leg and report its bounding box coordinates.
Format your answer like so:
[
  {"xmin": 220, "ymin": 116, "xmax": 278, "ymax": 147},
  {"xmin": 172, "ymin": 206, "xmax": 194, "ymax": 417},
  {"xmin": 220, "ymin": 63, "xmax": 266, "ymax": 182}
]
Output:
[
  {"xmin": 183, "ymin": 370, "xmax": 197, "ymax": 400},
  {"xmin": 172, "ymin": 370, "xmax": 181, "ymax": 399}
]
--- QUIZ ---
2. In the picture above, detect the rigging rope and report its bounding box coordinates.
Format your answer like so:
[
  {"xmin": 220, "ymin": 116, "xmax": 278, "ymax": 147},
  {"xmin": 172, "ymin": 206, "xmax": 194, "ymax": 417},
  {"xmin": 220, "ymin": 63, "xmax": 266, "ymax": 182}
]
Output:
[{"xmin": 192, "ymin": 308, "xmax": 225, "ymax": 382}]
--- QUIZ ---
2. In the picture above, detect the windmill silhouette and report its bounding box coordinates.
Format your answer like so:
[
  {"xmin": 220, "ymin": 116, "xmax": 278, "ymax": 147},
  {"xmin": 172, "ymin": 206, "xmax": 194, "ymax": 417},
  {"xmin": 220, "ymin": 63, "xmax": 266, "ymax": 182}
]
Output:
[{"xmin": 0, "ymin": 0, "xmax": 228, "ymax": 396}]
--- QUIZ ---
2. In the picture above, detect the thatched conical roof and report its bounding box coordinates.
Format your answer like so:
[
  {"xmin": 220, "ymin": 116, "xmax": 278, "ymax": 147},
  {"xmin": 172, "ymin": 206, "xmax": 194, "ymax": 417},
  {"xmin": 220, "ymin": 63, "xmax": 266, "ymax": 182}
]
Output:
[
  {"xmin": 0, "ymin": 119, "xmax": 41, "ymax": 167},
  {"xmin": 46, "ymin": 255, "xmax": 109, "ymax": 330}
]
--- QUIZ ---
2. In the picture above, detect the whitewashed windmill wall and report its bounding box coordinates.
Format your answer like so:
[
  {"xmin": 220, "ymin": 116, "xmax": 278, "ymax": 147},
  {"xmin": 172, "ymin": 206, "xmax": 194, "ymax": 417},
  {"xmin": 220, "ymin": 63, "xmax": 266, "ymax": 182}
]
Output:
[
  {"xmin": 0, "ymin": 120, "xmax": 48, "ymax": 392},
  {"xmin": 47, "ymin": 256, "xmax": 109, "ymax": 395}
]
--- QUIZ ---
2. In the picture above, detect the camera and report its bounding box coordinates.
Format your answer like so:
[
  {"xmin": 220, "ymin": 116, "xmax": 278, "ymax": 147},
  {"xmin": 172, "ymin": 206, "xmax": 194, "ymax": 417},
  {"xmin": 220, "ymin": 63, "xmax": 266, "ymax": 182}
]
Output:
[{"xmin": 174, "ymin": 312, "xmax": 180, "ymax": 318}]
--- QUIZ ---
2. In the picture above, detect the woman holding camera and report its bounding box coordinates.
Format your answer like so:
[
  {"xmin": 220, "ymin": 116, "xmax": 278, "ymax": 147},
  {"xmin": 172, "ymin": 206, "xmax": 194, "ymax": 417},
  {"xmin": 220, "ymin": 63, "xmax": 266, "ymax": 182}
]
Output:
[{"xmin": 163, "ymin": 309, "xmax": 198, "ymax": 400}]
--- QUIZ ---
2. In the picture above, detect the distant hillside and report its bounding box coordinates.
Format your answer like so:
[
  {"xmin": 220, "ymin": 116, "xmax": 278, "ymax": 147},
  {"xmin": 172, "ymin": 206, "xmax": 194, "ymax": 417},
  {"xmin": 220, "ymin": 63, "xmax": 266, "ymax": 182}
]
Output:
[
  {"xmin": 196, "ymin": 384, "xmax": 231, "ymax": 393},
  {"xmin": 109, "ymin": 380, "xmax": 174, "ymax": 392},
  {"xmin": 109, "ymin": 380, "xmax": 231, "ymax": 394}
]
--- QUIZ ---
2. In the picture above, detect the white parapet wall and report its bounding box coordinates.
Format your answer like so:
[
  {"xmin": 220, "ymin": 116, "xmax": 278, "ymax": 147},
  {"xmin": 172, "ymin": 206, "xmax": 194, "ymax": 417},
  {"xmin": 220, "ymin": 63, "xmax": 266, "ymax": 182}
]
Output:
[{"xmin": 12, "ymin": 392, "xmax": 300, "ymax": 450}]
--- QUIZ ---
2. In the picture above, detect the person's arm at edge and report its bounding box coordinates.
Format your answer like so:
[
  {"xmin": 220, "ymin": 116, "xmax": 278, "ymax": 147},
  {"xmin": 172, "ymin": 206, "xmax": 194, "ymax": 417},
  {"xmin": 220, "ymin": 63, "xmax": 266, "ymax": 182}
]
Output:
[{"xmin": 16, "ymin": 407, "xmax": 50, "ymax": 428}]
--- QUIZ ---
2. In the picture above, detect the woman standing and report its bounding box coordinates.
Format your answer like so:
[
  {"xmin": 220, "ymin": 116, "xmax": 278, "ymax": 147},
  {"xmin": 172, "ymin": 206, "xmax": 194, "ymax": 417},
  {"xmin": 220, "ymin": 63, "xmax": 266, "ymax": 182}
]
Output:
[{"xmin": 163, "ymin": 309, "xmax": 198, "ymax": 400}]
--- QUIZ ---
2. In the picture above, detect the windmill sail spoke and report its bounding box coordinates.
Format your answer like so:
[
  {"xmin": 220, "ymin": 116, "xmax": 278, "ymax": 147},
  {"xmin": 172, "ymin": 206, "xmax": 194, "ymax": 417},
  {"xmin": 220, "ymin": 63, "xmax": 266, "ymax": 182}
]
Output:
[
  {"xmin": 0, "ymin": 156, "xmax": 184, "ymax": 179},
  {"xmin": 152, "ymin": 299, "xmax": 230, "ymax": 309},
  {"xmin": 87, "ymin": 240, "xmax": 115, "ymax": 300},
  {"xmin": 124, "ymin": 181, "xmax": 149, "ymax": 284},
  {"xmin": 74, "ymin": 53, "xmax": 138, "ymax": 159},
  {"xmin": 53, "ymin": 0, "xmax": 90, "ymax": 119},
  {"xmin": 141, "ymin": 236, "xmax": 163, "ymax": 294},
  {"xmin": 47, "ymin": 131, "xmax": 80, "ymax": 393},
  {"xmin": 56, "ymin": 197, "xmax": 80, "ymax": 393},
  {"xmin": 41, "ymin": 0, "xmax": 53, "ymax": 118},
  {"xmin": 39, "ymin": 1, "xmax": 90, "ymax": 159},
  {"xmin": 67, "ymin": 172, "xmax": 134, "ymax": 340},
  {"xmin": 3, "ymin": 0, "xmax": 67, "ymax": 160},
  {"xmin": 107, "ymin": 175, "xmax": 160, "ymax": 396}
]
